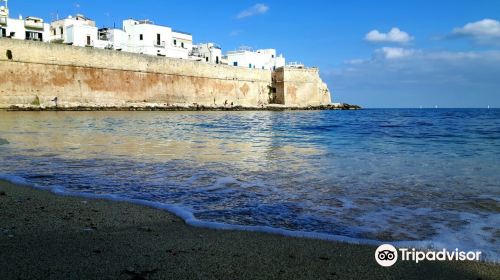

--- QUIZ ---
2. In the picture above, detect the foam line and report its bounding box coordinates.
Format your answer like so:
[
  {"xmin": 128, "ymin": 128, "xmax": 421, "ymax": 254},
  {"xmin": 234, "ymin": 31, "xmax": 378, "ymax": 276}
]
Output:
[{"xmin": 0, "ymin": 174, "xmax": 497, "ymax": 263}]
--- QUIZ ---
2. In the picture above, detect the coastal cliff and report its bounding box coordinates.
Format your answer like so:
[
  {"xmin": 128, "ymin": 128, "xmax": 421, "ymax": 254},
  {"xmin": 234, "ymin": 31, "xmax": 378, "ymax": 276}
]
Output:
[{"xmin": 0, "ymin": 39, "xmax": 337, "ymax": 109}]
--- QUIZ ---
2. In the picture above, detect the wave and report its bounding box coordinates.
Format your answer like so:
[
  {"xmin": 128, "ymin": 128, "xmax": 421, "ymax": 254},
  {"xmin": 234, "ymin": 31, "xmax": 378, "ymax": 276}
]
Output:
[{"xmin": 1, "ymin": 173, "xmax": 497, "ymax": 263}]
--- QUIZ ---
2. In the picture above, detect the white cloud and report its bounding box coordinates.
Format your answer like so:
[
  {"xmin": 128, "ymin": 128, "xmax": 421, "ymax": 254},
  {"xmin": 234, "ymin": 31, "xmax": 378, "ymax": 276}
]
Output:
[
  {"xmin": 375, "ymin": 47, "xmax": 416, "ymax": 59},
  {"xmin": 326, "ymin": 50, "xmax": 500, "ymax": 107},
  {"xmin": 453, "ymin": 19, "xmax": 500, "ymax": 37},
  {"xmin": 236, "ymin": 4, "xmax": 269, "ymax": 19},
  {"xmin": 365, "ymin": 27, "xmax": 413, "ymax": 44}
]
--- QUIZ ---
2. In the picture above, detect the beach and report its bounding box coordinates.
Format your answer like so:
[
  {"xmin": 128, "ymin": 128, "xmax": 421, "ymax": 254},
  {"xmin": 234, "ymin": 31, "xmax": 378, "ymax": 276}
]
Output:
[{"xmin": 1, "ymin": 180, "xmax": 498, "ymax": 280}]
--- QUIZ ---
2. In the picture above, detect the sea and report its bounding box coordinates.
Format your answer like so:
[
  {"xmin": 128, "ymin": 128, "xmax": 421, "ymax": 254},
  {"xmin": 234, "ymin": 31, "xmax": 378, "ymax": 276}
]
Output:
[{"xmin": 0, "ymin": 109, "xmax": 499, "ymax": 261}]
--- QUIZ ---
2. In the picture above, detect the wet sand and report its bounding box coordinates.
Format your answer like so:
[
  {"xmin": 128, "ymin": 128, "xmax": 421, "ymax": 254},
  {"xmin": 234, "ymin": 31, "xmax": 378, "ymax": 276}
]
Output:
[{"xmin": 0, "ymin": 180, "xmax": 498, "ymax": 280}]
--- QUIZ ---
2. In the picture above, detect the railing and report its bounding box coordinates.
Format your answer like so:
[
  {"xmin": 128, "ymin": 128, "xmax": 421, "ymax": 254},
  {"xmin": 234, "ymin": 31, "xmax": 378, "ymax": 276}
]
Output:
[
  {"xmin": 24, "ymin": 20, "xmax": 44, "ymax": 30},
  {"xmin": 154, "ymin": 40, "xmax": 166, "ymax": 47},
  {"xmin": 287, "ymin": 61, "xmax": 304, "ymax": 68}
]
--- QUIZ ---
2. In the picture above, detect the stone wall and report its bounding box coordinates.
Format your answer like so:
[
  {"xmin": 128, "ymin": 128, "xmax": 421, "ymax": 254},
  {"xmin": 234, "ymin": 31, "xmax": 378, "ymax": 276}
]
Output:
[
  {"xmin": 0, "ymin": 39, "xmax": 331, "ymax": 108},
  {"xmin": 273, "ymin": 67, "xmax": 331, "ymax": 107}
]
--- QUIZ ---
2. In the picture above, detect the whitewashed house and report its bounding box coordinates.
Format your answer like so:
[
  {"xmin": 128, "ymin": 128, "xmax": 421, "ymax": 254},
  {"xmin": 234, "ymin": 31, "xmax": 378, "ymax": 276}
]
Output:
[
  {"xmin": 172, "ymin": 30, "xmax": 192, "ymax": 58},
  {"xmin": 0, "ymin": 1, "xmax": 50, "ymax": 41},
  {"xmin": 226, "ymin": 47, "xmax": 285, "ymax": 70},
  {"xmin": 50, "ymin": 14, "xmax": 97, "ymax": 47},
  {"xmin": 190, "ymin": 43, "xmax": 222, "ymax": 64},
  {"xmin": 95, "ymin": 27, "xmax": 128, "ymax": 51},
  {"xmin": 0, "ymin": 16, "xmax": 50, "ymax": 42},
  {"xmin": 123, "ymin": 19, "xmax": 192, "ymax": 58}
]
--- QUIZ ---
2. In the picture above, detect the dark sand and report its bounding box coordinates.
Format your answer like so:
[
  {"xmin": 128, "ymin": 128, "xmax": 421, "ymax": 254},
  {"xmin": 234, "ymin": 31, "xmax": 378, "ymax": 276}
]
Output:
[{"xmin": 0, "ymin": 180, "xmax": 498, "ymax": 280}]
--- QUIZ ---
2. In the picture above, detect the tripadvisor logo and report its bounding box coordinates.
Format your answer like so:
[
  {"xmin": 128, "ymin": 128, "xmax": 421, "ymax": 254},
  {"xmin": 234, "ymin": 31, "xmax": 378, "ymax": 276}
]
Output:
[
  {"xmin": 375, "ymin": 244, "xmax": 398, "ymax": 267},
  {"xmin": 375, "ymin": 244, "xmax": 482, "ymax": 267}
]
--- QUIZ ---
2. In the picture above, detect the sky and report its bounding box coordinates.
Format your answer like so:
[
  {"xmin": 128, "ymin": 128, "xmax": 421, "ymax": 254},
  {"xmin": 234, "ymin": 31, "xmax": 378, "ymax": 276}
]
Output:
[{"xmin": 5, "ymin": 0, "xmax": 500, "ymax": 107}]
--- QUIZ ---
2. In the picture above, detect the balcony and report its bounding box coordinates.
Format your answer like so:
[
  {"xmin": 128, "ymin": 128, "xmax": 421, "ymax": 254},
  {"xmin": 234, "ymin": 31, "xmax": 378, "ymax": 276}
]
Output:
[
  {"xmin": 154, "ymin": 40, "xmax": 166, "ymax": 48},
  {"xmin": 24, "ymin": 18, "xmax": 44, "ymax": 30},
  {"xmin": 0, "ymin": 16, "xmax": 7, "ymax": 26}
]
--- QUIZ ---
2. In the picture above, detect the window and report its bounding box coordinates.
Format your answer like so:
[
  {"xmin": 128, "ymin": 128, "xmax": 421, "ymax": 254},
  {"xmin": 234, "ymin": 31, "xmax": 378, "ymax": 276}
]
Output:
[
  {"xmin": 206, "ymin": 57, "xmax": 209, "ymax": 62},
  {"xmin": 272, "ymin": 55, "xmax": 275, "ymax": 58},
  {"xmin": 181, "ymin": 42, "xmax": 184, "ymax": 48},
  {"xmin": 25, "ymin": 31, "xmax": 43, "ymax": 41},
  {"xmin": 156, "ymin": 34, "xmax": 161, "ymax": 45},
  {"xmin": 173, "ymin": 39, "xmax": 177, "ymax": 45},
  {"xmin": 60, "ymin": 27, "xmax": 63, "ymax": 35},
  {"xmin": 249, "ymin": 64, "xmax": 252, "ymax": 68},
  {"xmin": 139, "ymin": 34, "xmax": 143, "ymax": 41},
  {"xmin": 86, "ymin": 36, "xmax": 91, "ymax": 46},
  {"xmin": 52, "ymin": 29, "xmax": 56, "ymax": 36},
  {"xmin": 233, "ymin": 62, "xmax": 238, "ymax": 66}
]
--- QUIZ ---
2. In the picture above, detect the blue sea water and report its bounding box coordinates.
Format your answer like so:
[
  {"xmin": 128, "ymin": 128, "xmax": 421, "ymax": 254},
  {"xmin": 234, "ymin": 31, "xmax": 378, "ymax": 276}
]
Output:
[{"xmin": 0, "ymin": 109, "xmax": 499, "ymax": 260}]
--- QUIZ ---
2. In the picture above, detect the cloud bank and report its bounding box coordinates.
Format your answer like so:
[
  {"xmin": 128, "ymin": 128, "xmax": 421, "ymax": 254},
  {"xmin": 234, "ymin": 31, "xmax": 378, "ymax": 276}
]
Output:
[
  {"xmin": 328, "ymin": 49, "xmax": 500, "ymax": 107},
  {"xmin": 236, "ymin": 4, "xmax": 269, "ymax": 19},
  {"xmin": 365, "ymin": 28, "xmax": 413, "ymax": 44}
]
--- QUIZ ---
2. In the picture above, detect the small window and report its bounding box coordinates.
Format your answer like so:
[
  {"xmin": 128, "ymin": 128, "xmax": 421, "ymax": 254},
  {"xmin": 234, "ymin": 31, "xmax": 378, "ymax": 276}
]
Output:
[
  {"xmin": 140, "ymin": 34, "xmax": 143, "ymax": 40},
  {"xmin": 60, "ymin": 27, "xmax": 63, "ymax": 35},
  {"xmin": 262, "ymin": 66, "xmax": 264, "ymax": 69},
  {"xmin": 233, "ymin": 62, "xmax": 238, "ymax": 66},
  {"xmin": 249, "ymin": 64, "xmax": 252, "ymax": 68},
  {"xmin": 173, "ymin": 39, "xmax": 177, "ymax": 45},
  {"xmin": 86, "ymin": 35, "xmax": 91, "ymax": 46},
  {"xmin": 156, "ymin": 34, "xmax": 161, "ymax": 45},
  {"xmin": 272, "ymin": 55, "xmax": 275, "ymax": 58},
  {"xmin": 181, "ymin": 42, "xmax": 184, "ymax": 48},
  {"xmin": 206, "ymin": 57, "xmax": 209, "ymax": 62},
  {"xmin": 52, "ymin": 29, "xmax": 56, "ymax": 36}
]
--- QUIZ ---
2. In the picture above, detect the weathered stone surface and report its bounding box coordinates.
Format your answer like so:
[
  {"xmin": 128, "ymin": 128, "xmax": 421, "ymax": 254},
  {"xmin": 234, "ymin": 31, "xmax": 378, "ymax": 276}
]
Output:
[{"xmin": 0, "ymin": 39, "xmax": 332, "ymax": 109}]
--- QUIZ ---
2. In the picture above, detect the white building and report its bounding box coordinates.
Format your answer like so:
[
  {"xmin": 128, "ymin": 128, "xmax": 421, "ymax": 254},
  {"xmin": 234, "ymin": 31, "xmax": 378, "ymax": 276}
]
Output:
[
  {"xmin": 50, "ymin": 14, "xmax": 97, "ymax": 47},
  {"xmin": 0, "ymin": 1, "xmax": 50, "ymax": 41},
  {"xmin": 95, "ymin": 27, "xmax": 128, "ymax": 51},
  {"xmin": 123, "ymin": 19, "xmax": 192, "ymax": 58},
  {"xmin": 190, "ymin": 43, "xmax": 222, "ymax": 64},
  {"xmin": 226, "ymin": 47, "xmax": 285, "ymax": 70}
]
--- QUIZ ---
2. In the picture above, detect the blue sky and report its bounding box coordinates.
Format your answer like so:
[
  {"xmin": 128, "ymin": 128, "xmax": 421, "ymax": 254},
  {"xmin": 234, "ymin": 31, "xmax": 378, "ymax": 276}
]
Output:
[{"xmin": 7, "ymin": 0, "xmax": 500, "ymax": 107}]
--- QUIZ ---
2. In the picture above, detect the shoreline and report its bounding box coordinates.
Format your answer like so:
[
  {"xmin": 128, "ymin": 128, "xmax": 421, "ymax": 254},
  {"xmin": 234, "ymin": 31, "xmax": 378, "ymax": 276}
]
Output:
[
  {"xmin": 1, "ymin": 103, "xmax": 361, "ymax": 112},
  {"xmin": 1, "ymin": 179, "xmax": 498, "ymax": 279}
]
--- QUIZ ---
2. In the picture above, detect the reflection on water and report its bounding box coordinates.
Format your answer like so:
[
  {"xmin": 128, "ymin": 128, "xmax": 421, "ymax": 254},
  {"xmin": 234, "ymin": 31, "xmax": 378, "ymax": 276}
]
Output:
[{"xmin": 0, "ymin": 109, "xmax": 499, "ymax": 260}]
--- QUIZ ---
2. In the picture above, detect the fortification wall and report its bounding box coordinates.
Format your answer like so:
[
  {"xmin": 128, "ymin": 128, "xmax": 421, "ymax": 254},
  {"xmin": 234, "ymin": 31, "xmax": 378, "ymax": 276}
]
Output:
[
  {"xmin": 273, "ymin": 67, "xmax": 331, "ymax": 106},
  {"xmin": 0, "ymin": 39, "xmax": 331, "ymax": 108}
]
